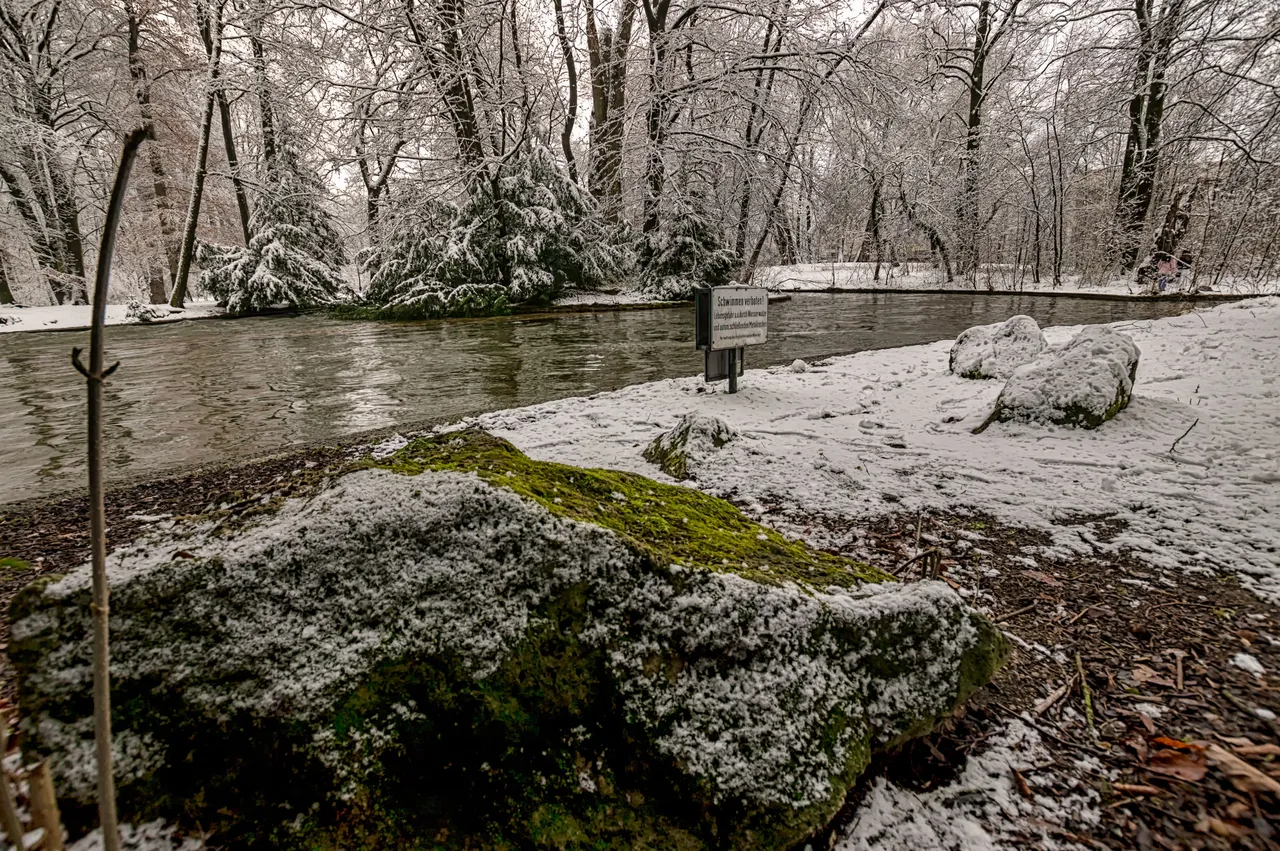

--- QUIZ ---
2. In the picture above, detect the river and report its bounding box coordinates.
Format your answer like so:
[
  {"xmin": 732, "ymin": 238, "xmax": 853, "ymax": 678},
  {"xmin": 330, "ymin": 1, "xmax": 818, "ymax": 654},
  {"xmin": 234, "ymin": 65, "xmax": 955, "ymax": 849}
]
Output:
[{"xmin": 0, "ymin": 292, "xmax": 1192, "ymax": 505}]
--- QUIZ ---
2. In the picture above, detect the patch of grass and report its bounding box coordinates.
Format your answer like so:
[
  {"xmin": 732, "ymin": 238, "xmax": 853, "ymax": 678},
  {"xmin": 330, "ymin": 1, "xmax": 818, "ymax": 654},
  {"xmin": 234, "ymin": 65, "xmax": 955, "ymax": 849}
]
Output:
[
  {"xmin": 370, "ymin": 429, "xmax": 890, "ymax": 590},
  {"xmin": 0, "ymin": 556, "xmax": 31, "ymax": 576}
]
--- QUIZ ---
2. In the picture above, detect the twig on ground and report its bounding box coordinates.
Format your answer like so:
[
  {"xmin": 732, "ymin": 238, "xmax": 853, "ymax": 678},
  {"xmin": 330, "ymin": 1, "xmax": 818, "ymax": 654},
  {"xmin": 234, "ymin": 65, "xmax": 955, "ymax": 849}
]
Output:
[
  {"xmin": 1034, "ymin": 676, "xmax": 1077, "ymax": 716},
  {"xmin": 995, "ymin": 602, "xmax": 1036, "ymax": 624},
  {"xmin": 1077, "ymin": 653, "xmax": 1096, "ymax": 739},
  {"xmin": 1170, "ymin": 418, "xmax": 1199, "ymax": 456}
]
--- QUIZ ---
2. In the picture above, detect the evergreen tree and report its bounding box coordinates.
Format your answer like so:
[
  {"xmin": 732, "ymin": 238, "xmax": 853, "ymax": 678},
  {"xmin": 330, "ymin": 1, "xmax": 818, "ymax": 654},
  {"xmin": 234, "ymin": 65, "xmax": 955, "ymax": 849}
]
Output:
[
  {"xmin": 201, "ymin": 149, "xmax": 347, "ymax": 313},
  {"xmin": 359, "ymin": 141, "xmax": 629, "ymax": 319},
  {"xmin": 638, "ymin": 194, "xmax": 737, "ymax": 300}
]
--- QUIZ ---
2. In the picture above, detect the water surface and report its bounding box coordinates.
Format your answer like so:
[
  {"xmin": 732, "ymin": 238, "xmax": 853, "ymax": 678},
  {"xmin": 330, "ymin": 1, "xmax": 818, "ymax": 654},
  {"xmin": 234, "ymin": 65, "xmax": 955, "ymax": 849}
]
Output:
[{"xmin": 0, "ymin": 293, "xmax": 1190, "ymax": 504}]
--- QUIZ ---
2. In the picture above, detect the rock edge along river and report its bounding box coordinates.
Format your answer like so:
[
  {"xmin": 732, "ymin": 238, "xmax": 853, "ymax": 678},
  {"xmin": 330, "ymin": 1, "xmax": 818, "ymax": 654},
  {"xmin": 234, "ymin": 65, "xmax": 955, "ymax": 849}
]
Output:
[{"xmin": 0, "ymin": 292, "xmax": 1192, "ymax": 504}]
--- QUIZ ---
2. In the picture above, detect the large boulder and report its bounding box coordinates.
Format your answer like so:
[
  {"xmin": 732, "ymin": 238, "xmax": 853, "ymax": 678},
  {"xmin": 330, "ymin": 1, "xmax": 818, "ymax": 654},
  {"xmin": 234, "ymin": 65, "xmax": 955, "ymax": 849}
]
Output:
[
  {"xmin": 976, "ymin": 325, "xmax": 1141, "ymax": 431},
  {"xmin": 12, "ymin": 430, "xmax": 1007, "ymax": 850},
  {"xmin": 642, "ymin": 412, "xmax": 737, "ymax": 480},
  {"xmin": 949, "ymin": 315, "xmax": 1047, "ymax": 379}
]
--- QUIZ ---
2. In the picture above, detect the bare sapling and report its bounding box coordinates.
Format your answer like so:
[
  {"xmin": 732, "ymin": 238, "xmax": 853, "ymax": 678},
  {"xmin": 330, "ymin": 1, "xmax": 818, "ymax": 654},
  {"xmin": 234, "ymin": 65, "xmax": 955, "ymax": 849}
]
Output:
[{"xmin": 70, "ymin": 125, "xmax": 150, "ymax": 851}]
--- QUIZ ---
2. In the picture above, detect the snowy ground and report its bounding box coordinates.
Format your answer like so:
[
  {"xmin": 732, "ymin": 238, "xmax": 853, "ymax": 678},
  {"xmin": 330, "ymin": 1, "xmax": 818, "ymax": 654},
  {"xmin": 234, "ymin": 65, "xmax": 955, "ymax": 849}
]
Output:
[
  {"xmin": 473, "ymin": 296, "xmax": 1280, "ymax": 604},
  {"xmin": 756, "ymin": 261, "xmax": 1280, "ymax": 298},
  {"xmin": 0, "ymin": 301, "xmax": 224, "ymax": 333},
  {"xmin": 409, "ymin": 294, "xmax": 1278, "ymax": 848}
]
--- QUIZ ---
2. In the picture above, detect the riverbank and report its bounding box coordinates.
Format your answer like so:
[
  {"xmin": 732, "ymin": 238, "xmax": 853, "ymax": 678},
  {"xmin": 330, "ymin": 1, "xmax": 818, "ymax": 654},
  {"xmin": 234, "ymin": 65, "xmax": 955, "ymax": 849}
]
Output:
[
  {"xmin": 757, "ymin": 261, "xmax": 1280, "ymax": 300},
  {"xmin": 0, "ymin": 300, "xmax": 225, "ymax": 333},
  {"xmin": 2, "ymin": 297, "xmax": 1277, "ymax": 848}
]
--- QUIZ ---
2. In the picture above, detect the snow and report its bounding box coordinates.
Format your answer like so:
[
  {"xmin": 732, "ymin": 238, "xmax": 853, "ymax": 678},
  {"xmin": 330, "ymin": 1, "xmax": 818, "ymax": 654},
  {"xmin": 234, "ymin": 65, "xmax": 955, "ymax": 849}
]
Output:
[
  {"xmin": 471, "ymin": 296, "xmax": 1280, "ymax": 602},
  {"xmin": 67, "ymin": 820, "xmax": 203, "ymax": 851},
  {"xmin": 756, "ymin": 261, "xmax": 1280, "ymax": 298},
  {"xmin": 949, "ymin": 315, "xmax": 1046, "ymax": 379},
  {"xmin": 835, "ymin": 718, "xmax": 1099, "ymax": 851},
  {"xmin": 989, "ymin": 325, "xmax": 1140, "ymax": 428},
  {"xmin": 0, "ymin": 300, "xmax": 223, "ymax": 334},
  {"xmin": 1231, "ymin": 652, "xmax": 1266, "ymax": 678},
  {"xmin": 552, "ymin": 290, "xmax": 674, "ymax": 307}
]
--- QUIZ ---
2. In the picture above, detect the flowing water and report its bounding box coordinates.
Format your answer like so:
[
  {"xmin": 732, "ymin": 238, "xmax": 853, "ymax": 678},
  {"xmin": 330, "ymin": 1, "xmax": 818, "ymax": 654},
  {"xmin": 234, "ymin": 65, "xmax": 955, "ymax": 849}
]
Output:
[{"xmin": 0, "ymin": 292, "xmax": 1192, "ymax": 504}]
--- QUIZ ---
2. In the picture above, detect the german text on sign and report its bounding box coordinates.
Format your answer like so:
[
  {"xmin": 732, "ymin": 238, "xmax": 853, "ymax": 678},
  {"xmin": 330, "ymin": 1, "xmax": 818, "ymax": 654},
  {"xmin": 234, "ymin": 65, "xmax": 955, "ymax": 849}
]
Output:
[{"xmin": 709, "ymin": 286, "xmax": 768, "ymax": 350}]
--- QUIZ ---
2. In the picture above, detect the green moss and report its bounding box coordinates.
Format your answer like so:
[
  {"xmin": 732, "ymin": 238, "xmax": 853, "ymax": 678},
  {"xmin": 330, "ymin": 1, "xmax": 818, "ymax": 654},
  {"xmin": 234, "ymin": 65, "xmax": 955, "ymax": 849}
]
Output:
[
  {"xmin": 0, "ymin": 556, "xmax": 31, "ymax": 577},
  {"xmin": 369, "ymin": 429, "xmax": 889, "ymax": 590}
]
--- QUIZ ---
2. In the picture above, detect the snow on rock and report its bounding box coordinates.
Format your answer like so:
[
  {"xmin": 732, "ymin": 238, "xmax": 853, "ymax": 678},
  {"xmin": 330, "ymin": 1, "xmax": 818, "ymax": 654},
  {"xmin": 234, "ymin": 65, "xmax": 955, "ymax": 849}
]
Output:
[
  {"xmin": 124, "ymin": 300, "xmax": 174, "ymax": 324},
  {"xmin": 835, "ymin": 718, "xmax": 1100, "ymax": 851},
  {"xmin": 949, "ymin": 315, "xmax": 1046, "ymax": 379},
  {"xmin": 11, "ymin": 431, "xmax": 1006, "ymax": 850},
  {"xmin": 979, "ymin": 325, "xmax": 1140, "ymax": 430},
  {"xmin": 642, "ymin": 412, "xmax": 738, "ymax": 480},
  {"xmin": 790, "ymin": 359, "xmax": 810, "ymax": 373}
]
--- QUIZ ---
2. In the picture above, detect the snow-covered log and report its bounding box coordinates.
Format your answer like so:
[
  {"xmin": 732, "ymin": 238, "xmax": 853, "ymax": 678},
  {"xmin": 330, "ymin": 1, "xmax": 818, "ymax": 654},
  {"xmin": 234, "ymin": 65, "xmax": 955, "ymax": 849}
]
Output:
[{"xmin": 12, "ymin": 430, "xmax": 1006, "ymax": 850}]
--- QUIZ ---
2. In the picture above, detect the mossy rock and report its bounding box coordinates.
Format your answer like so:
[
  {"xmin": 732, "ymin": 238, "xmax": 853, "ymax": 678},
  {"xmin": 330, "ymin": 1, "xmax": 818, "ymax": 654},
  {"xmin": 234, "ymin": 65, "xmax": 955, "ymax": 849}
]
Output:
[
  {"xmin": 11, "ymin": 430, "xmax": 1007, "ymax": 849},
  {"xmin": 975, "ymin": 325, "xmax": 1141, "ymax": 432},
  {"xmin": 642, "ymin": 413, "xmax": 736, "ymax": 480}
]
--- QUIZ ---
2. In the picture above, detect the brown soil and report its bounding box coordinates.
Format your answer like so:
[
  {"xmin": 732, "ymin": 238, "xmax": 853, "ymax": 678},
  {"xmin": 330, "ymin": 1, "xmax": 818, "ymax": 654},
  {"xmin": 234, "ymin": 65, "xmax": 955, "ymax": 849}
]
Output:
[{"xmin": 795, "ymin": 506, "xmax": 1280, "ymax": 850}]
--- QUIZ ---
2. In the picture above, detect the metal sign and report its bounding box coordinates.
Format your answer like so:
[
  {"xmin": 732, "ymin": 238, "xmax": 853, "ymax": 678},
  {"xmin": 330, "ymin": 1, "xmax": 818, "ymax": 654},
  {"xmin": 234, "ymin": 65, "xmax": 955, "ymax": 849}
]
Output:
[
  {"xmin": 707, "ymin": 286, "xmax": 768, "ymax": 350},
  {"xmin": 695, "ymin": 286, "xmax": 768, "ymax": 393}
]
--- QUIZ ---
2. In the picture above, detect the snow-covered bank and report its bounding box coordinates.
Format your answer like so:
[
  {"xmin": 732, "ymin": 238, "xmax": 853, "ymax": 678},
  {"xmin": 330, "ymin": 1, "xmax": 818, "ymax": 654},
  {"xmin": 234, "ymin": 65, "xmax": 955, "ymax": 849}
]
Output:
[
  {"xmin": 0, "ymin": 301, "xmax": 224, "ymax": 333},
  {"xmin": 757, "ymin": 261, "xmax": 1279, "ymax": 299},
  {"xmin": 471, "ymin": 296, "xmax": 1280, "ymax": 603}
]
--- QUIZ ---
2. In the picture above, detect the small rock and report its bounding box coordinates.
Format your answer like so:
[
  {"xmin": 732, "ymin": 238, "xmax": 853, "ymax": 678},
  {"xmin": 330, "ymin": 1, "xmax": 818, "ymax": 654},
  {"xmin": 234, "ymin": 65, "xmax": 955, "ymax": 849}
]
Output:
[
  {"xmin": 643, "ymin": 413, "xmax": 737, "ymax": 480},
  {"xmin": 789, "ymin": 359, "xmax": 809, "ymax": 373}
]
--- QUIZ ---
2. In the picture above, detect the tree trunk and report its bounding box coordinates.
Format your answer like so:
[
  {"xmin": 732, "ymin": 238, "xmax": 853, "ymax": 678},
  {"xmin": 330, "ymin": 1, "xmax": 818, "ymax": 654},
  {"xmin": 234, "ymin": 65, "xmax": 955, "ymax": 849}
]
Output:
[
  {"xmin": 642, "ymin": 1, "xmax": 672, "ymax": 235},
  {"xmin": 247, "ymin": 10, "xmax": 280, "ymax": 177},
  {"xmin": 124, "ymin": 0, "xmax": 180, "ymax": 301},
  {"xmin": 956, "ymin": 0, "xmax": 991, "ymax": 282},
  {"xmin": 551, "ymin": 0, "xmax": 579, "ymax": 184},
  {"xmin": 1112, "ymin": 0, "xmax": 1186, "ymax": 271},
  {"xmin": 734, "ymin": 0, "xmax": 786, "ymax": 260},
  {"xmin": 171, "ymin": 0, "xmax": 223, "ymax": 308},
  {"xmin": 0, "ymin": 251, "xmax": 13, "ymax": 305},
  {"xmin": 216, "ymin": 90, "xmax": 253, "ymax": 245},
  {"xmin": 584, "ymin": 0, "xmax": 636, "ymax": 225}
]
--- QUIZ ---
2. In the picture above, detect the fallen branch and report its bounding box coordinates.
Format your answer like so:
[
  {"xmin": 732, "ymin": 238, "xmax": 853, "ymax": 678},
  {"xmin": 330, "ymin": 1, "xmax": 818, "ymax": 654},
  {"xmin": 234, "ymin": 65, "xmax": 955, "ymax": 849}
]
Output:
[
  {"xmin": 1170, "ymin": 418, "xmax": 1199, "ymax": 455},
  {"xmin": 995, "ymin": 602, "xmax": 1036, "ymax": 624},
  {"xmin": 1034, "ymin": 675, "xmax": 1078, "ymax": 715}
]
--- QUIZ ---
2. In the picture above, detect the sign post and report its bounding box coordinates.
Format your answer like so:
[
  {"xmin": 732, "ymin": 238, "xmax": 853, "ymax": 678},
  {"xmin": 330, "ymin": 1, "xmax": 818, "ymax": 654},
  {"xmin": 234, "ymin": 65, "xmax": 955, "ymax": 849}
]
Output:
[{"xmin": 695, "ymin": 286, "xmax": 768, "ymax": 393}]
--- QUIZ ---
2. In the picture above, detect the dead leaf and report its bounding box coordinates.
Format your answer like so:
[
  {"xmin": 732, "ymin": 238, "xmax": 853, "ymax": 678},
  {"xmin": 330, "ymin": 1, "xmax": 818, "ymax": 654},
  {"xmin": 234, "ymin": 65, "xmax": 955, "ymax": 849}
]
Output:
[
  {"xmin": 1218, "ymin": 735, "xmax": 1257, "ymax": 748},
  {"xmin": 1152, "ymin": 736, "xmax": 1204, "ymax": 752},
  {"xmin": 1137, "ymin": 711, "xmax": 1156, "ymax": 736},
  {"xmin": 1197, "ymin": 817, "xmax": 1249, "ymax": 839},
  {"xmin": 1147, "ymin": 748, "xmax": 1207, "ymax": 782},
  {"xmin": 1013, "ymin": 768, "xmax": 1033, "ymax": 800},
  {"xmin": 1132, "ymin": 665, "xmax": 1176, "ymax": 688},
  {"xmin": 1021, "ymin": 569, "xmax": 1060, "ymax": 586},
  {"xmin": 1235, "ymin": 743, "xmax": 1280, "ymax": 758},
  {"xmin": 1125, "ymin": 733, "xmax": 1149, "ymax": 761},
  {"xmin": 1206, "ymin": 743, "xmax": 1280, "ymax": 795},
  {"xmin": 1226, "ymin": 801, "xmax": 1253, "ymax": 819},
  {"xmin": 174, "ymin": 550, "xmax": 196, "ymax": 559}
]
